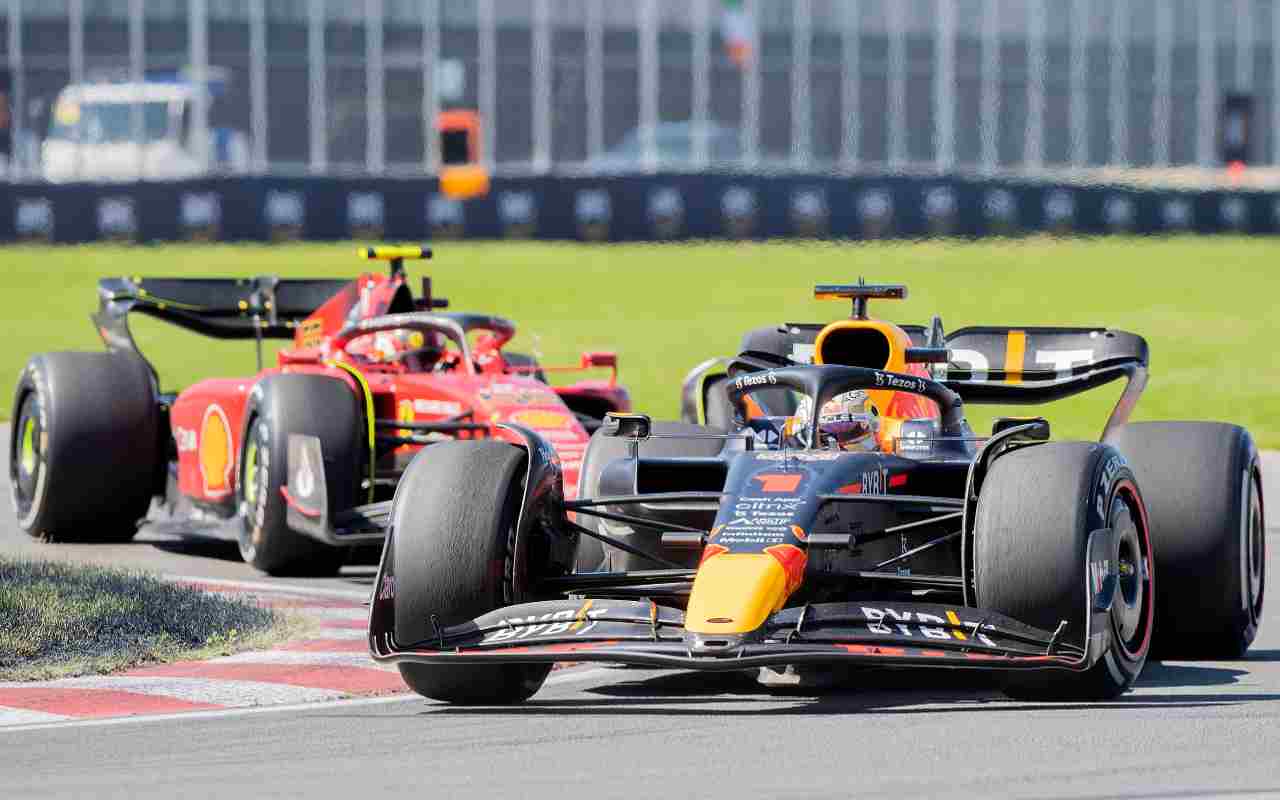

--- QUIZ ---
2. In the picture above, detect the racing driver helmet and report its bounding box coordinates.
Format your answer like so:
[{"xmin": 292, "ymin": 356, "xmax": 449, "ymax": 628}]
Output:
[{"xmin": 817, "ymin": 390, "xmax": 880, "ymax": 451}]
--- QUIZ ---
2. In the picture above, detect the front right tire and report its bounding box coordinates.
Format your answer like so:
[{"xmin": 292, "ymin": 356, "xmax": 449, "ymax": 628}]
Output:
[
  {"xmin": 974, "ymin": 442, "xmax": 1154, "ymax": 700},
  {"xmin": 391, "ymin": 440, "xmax": 550, "ymax": 705}
]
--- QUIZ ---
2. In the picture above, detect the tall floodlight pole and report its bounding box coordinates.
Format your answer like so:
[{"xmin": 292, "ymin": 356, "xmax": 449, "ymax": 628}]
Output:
[
  {"xmin": 742, "ymin": 0, "xmax": 760, "ymax": 169},
  {"xmin": 532, "ymin": 0, "xmax": 552, "ymax": 172},
  {"xmin": 1069, "ymin": 0, "xmax": 1088, "ymax": 168},
  {"xmin": 840, "ymin": 3, "xmax": 859, "ymax": 170},
  {"xmin": 250, "ymin": 0, "xmax": 268, "ymax": 172},
  {"xmin": 308, "ymin": 0, "xmax": 328, "ymax": 173},
  {"xmin": 366, "ymin": 0, "xmax": 385, "ymax": 174},
  {"xmin": 586, "ymin": 0, "xmax": 603, "ymax": 162},
  {"xmin": 1196, "ymin": 0, "xmax": 1216, "ymax": 165},
  {"xmin": 638, "ymin": 0, "xmax": 659, "ymax": 172},
  {"xmin": 1024, "ymin": 0, "xmax": 1046, "ymax": 170},
  {"xmin": 934, "ymin": 0, "xmax": 956, "ymax": 173},
  {"xmin": 191, "ymin": 0, "xmax": 210, "ymax": 172},
  {"xmin": 1152, "ymin": 0, "xmax": 1172, "ymax": 166},
  {"xmin": 70, "ymin": 0, "xmax": 84, "ymax": 178},
  {"xmin": 691, "ymin": 0, "xmax": 711, "ymax": 169},
  {"xmin": 791, "ymin": 0, "xmax": 812, "ymax": 170},
  {"xmin": 1275, "ymin": 1, "xmax": 1280, "ymax": 164},
  {"xmin": 422, "ymin": 0, "xmax": 439, "ymax": 171},
  {"xmin": 129, "ymin": 0, "xmax": 145, "ymax": 178},
  {"xmin": 1108, "ymin": 2, "xmax": 1128, "ymax": 165},
  {"xmin": 886, "ymin": 0, "xmax": 906, "ymax": 168},
  {"xmin": 478, "ymin": 0, "xmax": 496, "ymax": 169},
  {"xmin": 7, "ymin": 0, "xmax": 23, "ymax": 180},
  {"xmin": 1236, "ymin": 0, "xmax": 1252, "ymax": 91},
  {"xmin": 979, "ymin": 0, "xmax": 999, "ymax": 172}
]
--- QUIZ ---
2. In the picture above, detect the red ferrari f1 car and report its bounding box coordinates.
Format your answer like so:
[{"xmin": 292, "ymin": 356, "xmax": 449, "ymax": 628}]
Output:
[{"xmin": 10, "ymin": 246, "xmax": 629, "ymax": 574}]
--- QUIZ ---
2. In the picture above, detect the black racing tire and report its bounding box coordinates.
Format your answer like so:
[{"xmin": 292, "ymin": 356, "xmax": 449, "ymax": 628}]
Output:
[
  {"xmin": 237, "ymin": 374, "xmax": 360, "ymax": 576},
  {"xmin": 975, "ymin": 442, "xmax": 1154, "ymax": 701},
  {"xmin": 10, "ymin": 352, "xmax": 160, "ymax": 542},
  {"xmin": 1105, "ymin": 422, "xmax": 1264, "ymax": 659},
  {"xmin": 390, "ymin": 440, "xmax": 550, "ymax": 705},
  {"xmin": 573, "ymin": 421, "xmax": 726, "ymax": 572},
  {"xmin": 503, "ymin": 351, "xmax": 548, "ymax": 384}
]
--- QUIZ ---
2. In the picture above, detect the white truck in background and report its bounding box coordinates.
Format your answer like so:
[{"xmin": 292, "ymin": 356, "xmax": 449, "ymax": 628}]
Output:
[{"xmin": 42, "ymin": 80, "xmax": 249, "ymax": 183}]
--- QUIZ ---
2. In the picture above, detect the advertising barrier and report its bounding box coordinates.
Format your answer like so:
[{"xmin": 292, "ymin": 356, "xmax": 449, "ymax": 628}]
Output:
[{"xmin": 2, "ymin": 174, "xmax": 1276, "ymax": 244}]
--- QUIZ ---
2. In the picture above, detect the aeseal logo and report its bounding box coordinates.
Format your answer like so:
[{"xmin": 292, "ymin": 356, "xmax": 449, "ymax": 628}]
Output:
[
  {"xmin": 721, "ymin": 185, "xmax": 757, "ymax": 239},
  {"xmin": 15, "ymin": 198, "xmax": 53, "ymax": 242},
  {"xmin": 648, "ymin": 186, "xmax": 684, "ymax": 239},
  {"xmin": 790, "ymin": 188, "xmax": 827, "ymax": 236},
  {"xmin": 499, "ymin": 191, "xmax": 537, "ymax": 239},
  {"xmin": 265, "ymin": 190, "xmax": 305, "ymax": 241},
  {"xmin": 97, "ymin": 196, "xmax": 137, "ymax": 241},
  {"xmin": 180, "ymin": 191, "xmax": 222, "ymax": 241},
  {"xmin": 575, "ymin": 189, "xmax": 611, "ymax": 241},
  {"xmin": 427, "ymin": 193, "xmax": 465, "ymax": 239}
]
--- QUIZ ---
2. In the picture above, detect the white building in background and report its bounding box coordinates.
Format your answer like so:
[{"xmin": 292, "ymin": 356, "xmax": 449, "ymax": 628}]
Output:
[{"xmin": 0, "ymin": 0, "xmax": 1274, "ymax": 179}]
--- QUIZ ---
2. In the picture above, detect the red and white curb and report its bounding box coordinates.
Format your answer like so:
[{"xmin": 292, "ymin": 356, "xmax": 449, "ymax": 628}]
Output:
[{"xmin": 0, "ymin": 577, "xmax": 408, "ymax": 727}]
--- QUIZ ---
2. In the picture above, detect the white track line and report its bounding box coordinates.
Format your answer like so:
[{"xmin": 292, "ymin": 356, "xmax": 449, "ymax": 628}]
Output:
[
  {"xmin": 210, "ymin": 650, "xmax": 389, "ymax": 669},
  {"xmin": 0, "ymin": 667, "xmax": 616, "ymax": 735},
  {"xmin": 0, "ymin": 707, "xmax": 73, "ymax": 726},
  {"xmin": 307, "ymin": 627, "xmax": 367, "ymax": 641},
  {"xmin": 0, "ymin": 676, "xmax": 340, "ymax": 707},
  {"xmin": 285, "ymin": 606, "xmax": 368, "ymax": 622},
  {"xmin": 161, "ymin": 574, "xmax": 371, "ymax": 603}
]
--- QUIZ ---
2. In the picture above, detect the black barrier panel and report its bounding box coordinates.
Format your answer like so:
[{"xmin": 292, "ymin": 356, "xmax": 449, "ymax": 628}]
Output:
[{"xmin": 4, "ymin": 174, "xmax": 1280, "ymax": 245}]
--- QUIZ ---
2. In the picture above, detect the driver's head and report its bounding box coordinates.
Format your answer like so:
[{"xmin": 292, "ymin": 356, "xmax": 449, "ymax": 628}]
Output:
[
  {"xmin": 349, "ymin": 329, "xmax": 444, "ymax": 368},
  {"xmin": 818, "ymin": 390, "xmax": 880, "ymax": 451}
]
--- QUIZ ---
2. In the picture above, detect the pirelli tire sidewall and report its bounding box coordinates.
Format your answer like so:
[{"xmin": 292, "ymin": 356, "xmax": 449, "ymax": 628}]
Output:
[
  {"xmin": 236, "ymin": 374, "xmax": 360, "ymax": 575},
  {"xmin": 975, "ymin": 442, "xmax": 1153, "ymax": 699},
  {"xmin": 10, "ymin": 352, "xmax": 159, "ymax": 541}
]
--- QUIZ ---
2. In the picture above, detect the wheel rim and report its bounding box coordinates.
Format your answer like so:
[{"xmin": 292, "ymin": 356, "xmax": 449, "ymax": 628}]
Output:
[
  {"xmin": 238, "ymin": 425, "xmax": 264, "ymax": 560},
  {"xmin": 1110, "ymin": 490, "xmax": 1152, "ymax": 658},
  {"xmin": 1246, "ymin": 467, "xmax": 1265, "ymax": 619},
  {"xmin": 12, "ymin": 394, "xmax": 42, "ymax": 511}
]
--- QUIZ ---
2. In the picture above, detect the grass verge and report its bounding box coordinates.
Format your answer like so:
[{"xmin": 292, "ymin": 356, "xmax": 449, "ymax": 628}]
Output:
[
  {"xmin": 0, "ymin": 558, "xmax": 306, "ymax": 682},
  {"xmin": 2, "ymin": 237, "xmax": 1278, "ymax": 445}
]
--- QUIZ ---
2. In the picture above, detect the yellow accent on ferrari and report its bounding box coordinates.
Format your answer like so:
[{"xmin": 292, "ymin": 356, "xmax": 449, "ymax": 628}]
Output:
[
  {"xmin": 325, "ymin": 360, "xmax": 377, "ymax": 503},
  {"xmin": 684, "ymin": 554, "xmax": 790, "ymax": 635},
  {"xmin": 358, "ymin": 245, "xmax": 431, "ymax": 261}
]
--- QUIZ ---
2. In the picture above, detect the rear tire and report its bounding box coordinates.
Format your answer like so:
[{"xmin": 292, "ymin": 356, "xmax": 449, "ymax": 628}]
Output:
[
  {"xmin": 974, "ymin": 442, "xmax": 1154, "ymax": 700},
  {"xmin": 391, "ymin": 440, "xmax": 550, "ymax": 704},
  {"xmin": 237, "ymin": 374, "xmax": 359, "ymax": 576},
  {"xmin": 1106, "ymin": 422, "xmax": 1264, "ymax": 659},
  {"xmin": 10, "ymin": 352, "xmax": 160, "ymax": 542}
]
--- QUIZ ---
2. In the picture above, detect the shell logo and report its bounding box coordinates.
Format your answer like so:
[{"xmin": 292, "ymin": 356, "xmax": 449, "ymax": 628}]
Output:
[
  {"xmin": 510, "ymin": 409, "xmax": 570, "ymax": 429},
  {"xmin": 199, "ymin": 404, "xmax": 233, "ymax": 498}
]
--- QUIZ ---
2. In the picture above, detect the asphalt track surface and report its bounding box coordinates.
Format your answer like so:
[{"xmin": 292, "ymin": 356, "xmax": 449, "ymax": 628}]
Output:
[{"xmin": 2, "ymin": 423, "xmax": 1279, "ymax": 799}]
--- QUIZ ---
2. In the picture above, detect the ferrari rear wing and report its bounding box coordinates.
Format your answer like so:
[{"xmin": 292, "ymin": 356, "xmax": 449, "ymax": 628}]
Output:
[{"xmin": 94, "ymin": 276, "xmax": 350, "ymax": 343}]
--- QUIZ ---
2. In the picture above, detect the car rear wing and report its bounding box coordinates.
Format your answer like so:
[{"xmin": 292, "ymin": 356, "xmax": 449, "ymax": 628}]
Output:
[
  {"xmin": 94, "ymin": 276, "xmax": 350, "ymax": 342},
  {"xmin": 93, "ymin": 276, "xmax": 351, "ymax": 386}
]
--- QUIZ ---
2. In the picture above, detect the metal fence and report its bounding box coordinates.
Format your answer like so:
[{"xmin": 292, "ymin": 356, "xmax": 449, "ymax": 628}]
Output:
[{"xmin": 1, "ymin": 0, "xmax": 1277, "ymax": 182}]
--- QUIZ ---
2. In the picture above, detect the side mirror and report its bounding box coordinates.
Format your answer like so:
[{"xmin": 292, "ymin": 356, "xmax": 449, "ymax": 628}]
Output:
[
  {"xmin": 991, "ymin": 416, "xmax": 1050, "ymax": 441},
  {"xmin": 581, "ymin": 351, "xmax": 617, "ymax": 369},
  {"xmin": 601, "ymin": 412, "xmax": 651, "ymax": 440}
]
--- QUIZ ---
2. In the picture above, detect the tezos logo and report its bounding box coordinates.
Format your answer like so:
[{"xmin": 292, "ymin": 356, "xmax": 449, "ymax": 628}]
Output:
[{"xmin": 734, "ymin": 372, "xmax": 777, "ymax": 390}]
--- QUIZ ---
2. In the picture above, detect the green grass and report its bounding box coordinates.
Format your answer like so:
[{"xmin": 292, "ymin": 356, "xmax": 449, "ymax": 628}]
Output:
[
  {"xmin": 0, "ymin": 558, "xmax": 299, "ymax": 681},
  {"xmin": 3, "ymin": 237, "xmax": 1279, "ymax": 445}
]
